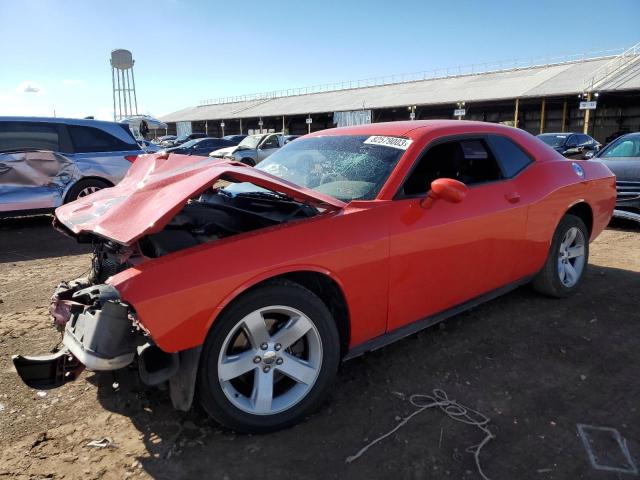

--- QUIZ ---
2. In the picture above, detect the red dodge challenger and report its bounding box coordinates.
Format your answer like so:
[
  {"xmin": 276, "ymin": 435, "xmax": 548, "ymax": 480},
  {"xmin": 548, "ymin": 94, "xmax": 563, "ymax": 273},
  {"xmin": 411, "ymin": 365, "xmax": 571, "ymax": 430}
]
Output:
[{"xmin": 14, "ymin": 120, "xmax": 616, "ymax": 432}]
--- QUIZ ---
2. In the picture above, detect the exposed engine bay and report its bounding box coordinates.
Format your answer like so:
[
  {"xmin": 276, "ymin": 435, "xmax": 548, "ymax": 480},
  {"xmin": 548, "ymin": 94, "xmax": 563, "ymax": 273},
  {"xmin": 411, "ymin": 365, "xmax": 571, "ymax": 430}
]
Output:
[{"xmin": 89, "ymin": 185, "xmax": 319, "ymax": 282}]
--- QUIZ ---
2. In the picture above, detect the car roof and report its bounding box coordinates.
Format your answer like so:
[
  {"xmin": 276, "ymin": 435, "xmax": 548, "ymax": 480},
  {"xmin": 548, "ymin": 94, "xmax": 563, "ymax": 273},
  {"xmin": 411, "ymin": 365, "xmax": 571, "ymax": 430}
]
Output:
[
  {"xmin": 0, "ymin": 116, "xmax": 124, "ymax": 128},
  {"xmin": 308, "ymin": 120, "xmax": 524, "ymax": 140}
]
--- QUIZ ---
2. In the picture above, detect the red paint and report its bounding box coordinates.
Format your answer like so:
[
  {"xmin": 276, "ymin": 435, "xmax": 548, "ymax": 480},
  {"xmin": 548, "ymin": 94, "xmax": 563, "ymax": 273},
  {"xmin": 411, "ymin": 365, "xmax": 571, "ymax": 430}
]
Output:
[{"xmin": 56, "ymin": 121, "xmax": 615, "ymax": 354}]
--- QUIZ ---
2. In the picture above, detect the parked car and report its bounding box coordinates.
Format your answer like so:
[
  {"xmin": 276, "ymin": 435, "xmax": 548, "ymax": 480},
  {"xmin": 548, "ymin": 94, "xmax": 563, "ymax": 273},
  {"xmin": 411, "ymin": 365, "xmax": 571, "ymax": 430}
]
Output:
[
  {"xmin": 164, "ymin": 137, "xmax": 237, "ymax": 157},
  {"xmin": 0, "ymin": 116, "xmax": 142, "ymax": 216},
  {"xmin": 214, "ymin": 133, "xmax": 286, "ymax": 166},
  {"xmin": 154, "ymin": 135, "xmax": 176, "ymax": 145},
  {"xmin": 593, "ymin": 132, "xmax": 640, "ymax": 222},
  {"xmin": 162, "ymin": 132, "xmax": 207, "ymax": 148},
  {"xmin": 537, "ymin": 132, "xmax": 600, "ymax": 159},
  {"xmin": 13, "ymin": 121, "xmax": 615, "ymax": 433}
]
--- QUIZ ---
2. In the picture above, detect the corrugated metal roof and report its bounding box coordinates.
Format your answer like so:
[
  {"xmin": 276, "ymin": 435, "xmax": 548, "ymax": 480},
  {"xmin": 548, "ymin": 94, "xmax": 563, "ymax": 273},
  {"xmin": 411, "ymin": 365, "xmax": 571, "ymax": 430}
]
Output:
[{"xmin": 160, "ymin": 56, "xmax": 640, "ymax": 123}]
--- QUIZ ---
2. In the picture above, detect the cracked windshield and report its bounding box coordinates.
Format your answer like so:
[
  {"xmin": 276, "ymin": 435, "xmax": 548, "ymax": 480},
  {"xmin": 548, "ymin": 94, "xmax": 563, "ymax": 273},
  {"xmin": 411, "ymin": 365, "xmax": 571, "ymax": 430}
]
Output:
[{"xmin": 246, "ymin": 135, "xmax": 406, "ymax": 201}]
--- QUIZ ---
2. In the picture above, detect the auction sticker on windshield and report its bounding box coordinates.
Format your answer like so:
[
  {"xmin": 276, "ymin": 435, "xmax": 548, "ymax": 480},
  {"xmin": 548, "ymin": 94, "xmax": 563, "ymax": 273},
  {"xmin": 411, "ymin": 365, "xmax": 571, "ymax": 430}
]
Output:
[{"xmin": 364, "ymin": 136, "xmax": 413, "ymax": 150}]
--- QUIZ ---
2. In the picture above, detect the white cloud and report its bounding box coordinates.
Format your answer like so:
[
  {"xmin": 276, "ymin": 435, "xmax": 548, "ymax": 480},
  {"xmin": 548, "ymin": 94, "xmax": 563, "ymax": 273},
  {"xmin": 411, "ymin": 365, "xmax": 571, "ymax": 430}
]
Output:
[
  {"xmin": 16, "ymin": 80, "xmax": 44, "ymax": 94},
  {"xmin": 63, "ymin": 79, "xmax": 83, "ymax": 86}
]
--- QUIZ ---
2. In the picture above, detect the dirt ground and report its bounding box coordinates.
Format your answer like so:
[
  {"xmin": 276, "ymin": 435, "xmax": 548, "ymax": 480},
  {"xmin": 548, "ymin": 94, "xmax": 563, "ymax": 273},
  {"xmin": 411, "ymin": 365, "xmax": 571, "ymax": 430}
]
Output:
[{"xmin": 0, "ymin": 216, "xmax": 639, "ymax": 480}]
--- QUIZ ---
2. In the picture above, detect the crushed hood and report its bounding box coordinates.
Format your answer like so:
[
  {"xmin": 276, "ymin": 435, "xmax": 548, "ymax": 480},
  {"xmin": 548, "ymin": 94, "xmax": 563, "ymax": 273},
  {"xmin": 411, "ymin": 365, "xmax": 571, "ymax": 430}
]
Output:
[{"xmin": 54, "ymin": 154, "xmax": 345, "ymax": 245}]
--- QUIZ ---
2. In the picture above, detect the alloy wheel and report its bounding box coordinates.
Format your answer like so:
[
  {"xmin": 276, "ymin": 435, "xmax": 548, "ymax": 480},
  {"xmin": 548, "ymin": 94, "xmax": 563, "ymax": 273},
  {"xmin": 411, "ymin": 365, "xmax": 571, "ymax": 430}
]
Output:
[
  {"xmin": 77, "ymin": 186, "xmax": 101, "ymax": 198},
  {"xmin": 217, "ymin": 306, "xmax": 323, "ymax": 415},
  {"xmin": 557, "ymin": 226, "xmax": 586, "ymax": 287}
]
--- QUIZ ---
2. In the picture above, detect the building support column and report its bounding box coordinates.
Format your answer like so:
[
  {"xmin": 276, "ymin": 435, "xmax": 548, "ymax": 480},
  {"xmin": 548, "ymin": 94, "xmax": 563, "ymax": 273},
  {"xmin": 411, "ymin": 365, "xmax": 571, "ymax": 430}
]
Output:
[
  {"xmin": 583, "ymin": 92, "xmax": 592, "ymax": 134},
  {"xmin": 561, "ymin": 100, "xmax": 567, "ymax": 132},
  {"xmin": 514, "ymin": 98, "xmax": 520, "ymax": 128},
  {"xmin": 205, "ymin": 121, "xmax": 208, "ymax": 135},
  {"xmin": 240, "ymin": 118, "xmax": 243, "ymax": 135},
  {"xmin": 539, "ymin": 98, "xmax": 546, "ymax": 134},
  {"xmin": 282, "ymin": 116, "xmax": 286, "ymax": 134}
]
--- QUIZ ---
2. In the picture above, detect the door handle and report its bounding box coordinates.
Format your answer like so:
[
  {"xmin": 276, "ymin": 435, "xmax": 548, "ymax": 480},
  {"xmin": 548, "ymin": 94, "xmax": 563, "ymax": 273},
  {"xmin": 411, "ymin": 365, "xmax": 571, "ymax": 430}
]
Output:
[{"xmin": 505, "ymin": 192, "xmax": 521, "ymax": 204}]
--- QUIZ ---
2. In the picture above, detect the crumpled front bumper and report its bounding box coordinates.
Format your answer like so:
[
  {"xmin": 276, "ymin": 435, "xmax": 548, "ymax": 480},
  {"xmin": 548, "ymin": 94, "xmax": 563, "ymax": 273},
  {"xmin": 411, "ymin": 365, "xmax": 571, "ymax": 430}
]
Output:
[{"xmin": 13, "ymin": 282, "xmax": 138, "ymax": 389}]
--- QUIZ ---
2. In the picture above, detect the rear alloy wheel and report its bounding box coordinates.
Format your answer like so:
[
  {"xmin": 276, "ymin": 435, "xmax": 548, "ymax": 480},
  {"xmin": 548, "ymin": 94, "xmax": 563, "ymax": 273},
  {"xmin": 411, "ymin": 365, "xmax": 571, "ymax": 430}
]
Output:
[
  {"xmin": 198, "ymin": 281, "xmax": 340, "ymax": 432},
  {"xmin": 532, "ymin": 214, "xmax": 589, "ymax": 297},
  {"xmin": 557, "ymin": 226, "xmax": 586, "ymax": 288},
  {"xmin": 65, "ymin": 179, "xmax": 110, "ymax": 203}
]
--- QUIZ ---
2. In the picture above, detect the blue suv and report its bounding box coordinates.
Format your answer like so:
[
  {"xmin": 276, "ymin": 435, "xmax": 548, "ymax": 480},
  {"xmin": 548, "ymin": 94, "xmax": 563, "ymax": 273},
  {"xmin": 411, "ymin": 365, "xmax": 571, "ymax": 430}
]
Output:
[{"xmin": 0, "ymin": 116, "xmax": 142, "ymax": 216}]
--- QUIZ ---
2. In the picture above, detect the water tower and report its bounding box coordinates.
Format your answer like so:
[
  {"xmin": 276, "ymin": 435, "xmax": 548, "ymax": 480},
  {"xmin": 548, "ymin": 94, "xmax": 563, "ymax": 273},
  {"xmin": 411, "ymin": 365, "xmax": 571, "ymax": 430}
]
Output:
[{"xmin": 110, "ymin": 49, "xmax": 138, "ymax": 121}]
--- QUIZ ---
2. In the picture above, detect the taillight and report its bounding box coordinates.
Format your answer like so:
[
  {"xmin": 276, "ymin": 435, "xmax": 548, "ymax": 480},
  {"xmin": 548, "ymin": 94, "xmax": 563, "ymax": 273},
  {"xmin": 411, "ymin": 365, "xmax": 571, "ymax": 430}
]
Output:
[{"xmin": 125, "ymin": 155, "xmax": 138, "ymax": 163}]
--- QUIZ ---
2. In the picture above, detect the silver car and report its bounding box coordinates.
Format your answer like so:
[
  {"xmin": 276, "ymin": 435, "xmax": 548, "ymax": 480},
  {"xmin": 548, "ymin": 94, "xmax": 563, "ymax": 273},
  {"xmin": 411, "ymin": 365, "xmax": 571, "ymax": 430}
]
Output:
[
  {"xmin": 225, "ymin": 133, "xmax": 285, "ymax": 166},
  {"xmin": 0, "ymin": 117, "xmax": 142, "ymax": 216}
]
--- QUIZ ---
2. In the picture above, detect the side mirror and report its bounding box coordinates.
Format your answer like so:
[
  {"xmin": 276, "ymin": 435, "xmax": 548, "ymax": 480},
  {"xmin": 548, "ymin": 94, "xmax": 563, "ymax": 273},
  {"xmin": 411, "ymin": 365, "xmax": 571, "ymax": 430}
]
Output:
[{"xmin": 421, "ymin": 178, "xmax": 468, "ymax": 209}]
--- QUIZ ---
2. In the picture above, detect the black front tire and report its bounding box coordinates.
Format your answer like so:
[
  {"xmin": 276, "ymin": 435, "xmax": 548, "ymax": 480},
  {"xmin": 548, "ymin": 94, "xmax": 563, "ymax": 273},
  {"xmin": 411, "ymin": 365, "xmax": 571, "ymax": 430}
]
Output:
[
  {"xmin": 197, "ymin": 280, "xmax": 340, "ymax": 433},
  {"xmin": 531, "ymin": 214, "xmax": 589, "ymax": 298}
]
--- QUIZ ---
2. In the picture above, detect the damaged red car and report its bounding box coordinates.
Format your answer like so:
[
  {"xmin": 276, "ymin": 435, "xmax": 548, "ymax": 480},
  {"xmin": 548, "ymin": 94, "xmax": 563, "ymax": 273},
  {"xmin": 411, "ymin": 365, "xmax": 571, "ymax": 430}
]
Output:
[{"xmin": 13, "ymin": 120, "xmax": 616, "ymax": 432}]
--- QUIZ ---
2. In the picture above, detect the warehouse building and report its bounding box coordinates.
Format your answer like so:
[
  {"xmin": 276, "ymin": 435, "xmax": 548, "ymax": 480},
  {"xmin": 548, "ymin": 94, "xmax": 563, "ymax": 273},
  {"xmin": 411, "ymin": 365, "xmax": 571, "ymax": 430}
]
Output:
[{"xmin": 160, "ymin": 45, "xmax": 640, "ymax": 143}]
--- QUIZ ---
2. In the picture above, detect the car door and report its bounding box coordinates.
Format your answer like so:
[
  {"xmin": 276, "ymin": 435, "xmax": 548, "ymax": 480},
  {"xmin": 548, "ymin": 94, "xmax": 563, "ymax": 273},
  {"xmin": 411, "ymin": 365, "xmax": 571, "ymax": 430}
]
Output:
[
  {"xmin": 192, "ymin": 140, "xmax": 218, "ymax": 156},
  {"xmin": 65, "ymin": 124, "xmax": 139, "ymax": 185},
  {"xmin": 0, "ymin": 121, "xmax": 73, "ymax": 212},
  {"xmin": 386, "ymin": 135, "xmax": 530, "ymax": 332},
  {"xmin": 256, "ymin": 135, "xmax": 281, "ymax": 163},
  {"xmin": 563, "ymin": 134, "xmax": 584, "ymax": 159}
]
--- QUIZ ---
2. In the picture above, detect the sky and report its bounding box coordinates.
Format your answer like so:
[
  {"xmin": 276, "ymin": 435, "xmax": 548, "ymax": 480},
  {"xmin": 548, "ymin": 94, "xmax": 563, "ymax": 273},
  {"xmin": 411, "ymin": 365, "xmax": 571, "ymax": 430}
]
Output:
[{"xmin": 0, "ymin": 0, "xmax": 638, "ymax": 121}]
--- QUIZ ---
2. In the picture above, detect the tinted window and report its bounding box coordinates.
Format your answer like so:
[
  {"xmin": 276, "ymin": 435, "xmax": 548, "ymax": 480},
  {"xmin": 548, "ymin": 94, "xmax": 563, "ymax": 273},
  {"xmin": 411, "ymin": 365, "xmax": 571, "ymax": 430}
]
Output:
[
  {"xmin": 68, "ymin": 125, "xmax": 136, "ymax": 153},
  {"xmin": 577, "ymin": 134, "xmax": 591, "ymax": 145},
  {"xmin": 0, "ymin": 122, "xmax": 60, "ymax": 152},
  {"xmin": 261, "ymin": 135, "xmax": 279, "ymax": 149},
  {"xmin": 403, "ymin": 139, "xmax": 503, "ymax": 196},
  {"xmin": 566, "ymin": 135, "xmax": 578, "ymax": 147},
  {"xmin": 538, "ymin": 134, "xmax": 568, "ymax": 147},
  {"xmin": 487, "ymin": 135, "xmax": 533, "ymax": 178}
]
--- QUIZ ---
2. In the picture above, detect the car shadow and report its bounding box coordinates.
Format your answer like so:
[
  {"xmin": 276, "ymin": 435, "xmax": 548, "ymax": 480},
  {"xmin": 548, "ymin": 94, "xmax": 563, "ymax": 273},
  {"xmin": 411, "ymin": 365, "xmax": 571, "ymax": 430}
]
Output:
[
  {"xmin": 608, "ymin": 217, "xmax": 640, "ymax": 232},
  {"xmin": 89, "ymin": 262, "xmax": 640, "ymax": 479},
  {"xmin": 0, "ymin": 215, "xmax": 91, "ymax": 263}
]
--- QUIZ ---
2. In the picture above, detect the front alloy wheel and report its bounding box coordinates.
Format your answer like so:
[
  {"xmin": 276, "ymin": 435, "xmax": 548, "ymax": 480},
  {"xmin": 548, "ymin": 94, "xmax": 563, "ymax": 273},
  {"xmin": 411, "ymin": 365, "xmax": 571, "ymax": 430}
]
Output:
[
  {"xmin": 218, "ymin": 306, "xmax": 323, "ymax": 415},
  {"xmin": 198, "ymin": 280, "xmax": 340, "ymax": 432}
]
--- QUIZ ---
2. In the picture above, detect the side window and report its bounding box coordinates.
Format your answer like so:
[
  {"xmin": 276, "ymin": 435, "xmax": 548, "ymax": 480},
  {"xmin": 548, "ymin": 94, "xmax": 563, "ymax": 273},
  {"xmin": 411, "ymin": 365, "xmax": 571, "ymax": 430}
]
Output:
[
  {"xmin": 262, "ymin": 135, "xmax": 279, "ymax": 149},
  {"xmin": 578, "ymin": 134, "xmax": 592, "ymax": 146},
  {"xmin": 68, "ymin": 125, "xmax": 135, "ymax": 153},
  {"xmin": 486, "ymin": 135, "xmax": 533, "ymax": 178},
  {"xmin": 0, "ymin": 122, "xmax": 60, "ymax": 151},
  {"xmin": 402, "ymin": 138, "xmax": 503, "ymax": 196}
]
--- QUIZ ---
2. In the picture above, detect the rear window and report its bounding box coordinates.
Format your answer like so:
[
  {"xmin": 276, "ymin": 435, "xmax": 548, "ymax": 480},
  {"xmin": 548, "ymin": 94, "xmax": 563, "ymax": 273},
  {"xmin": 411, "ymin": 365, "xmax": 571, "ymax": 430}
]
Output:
[
  {"xmin": 0, "ymin": 122, "xmax": 60, "ymax": 152},
  {"xmin": 68, "ymin": 125, "xmax": 137, "ymax": 153},
  {"xmin": 487, "ymin": 135, "xmax": 533, "ymax": 178}
]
